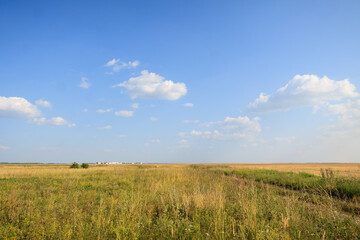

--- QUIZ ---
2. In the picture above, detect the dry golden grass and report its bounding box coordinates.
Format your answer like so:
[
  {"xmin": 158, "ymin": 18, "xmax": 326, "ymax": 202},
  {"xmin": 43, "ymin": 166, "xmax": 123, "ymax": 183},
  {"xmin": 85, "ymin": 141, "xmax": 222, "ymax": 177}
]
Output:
[{"xmin": 0, "ymin": 163, "xmax": 359, "ymax": 239}]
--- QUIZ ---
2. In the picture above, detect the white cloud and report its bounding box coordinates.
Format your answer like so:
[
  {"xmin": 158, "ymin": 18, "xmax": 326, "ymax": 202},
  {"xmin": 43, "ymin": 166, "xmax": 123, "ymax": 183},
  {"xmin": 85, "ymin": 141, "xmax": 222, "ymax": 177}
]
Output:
[
  {"xmin": 30, "ymin": 117, "xmax": 76, "ymax": 127},
  {"xmin": 97, "ymin": 108, "xmax": 113, "ymax": 113},
  {"xmin": 105, "ymin": 58, "xmax": 119, "ymax": 67},
  {"xmin": 204, "ymin": 116, "xmax": 261, "ymax": 133},
  {"xmin": 326, "ymin": 99, "xmax": 360, "ymax": 128},
  {"xmin": 183, "ymin": 103, "xmax": 194, "ymax": 107},
  {"xmin": 183, "ymin": 120, "xmax": 200, "ymax": 124},
  {"xmin": 274, "ymin": 137, "xmax": 295, "ymax": 144},
  {"xmin": 247, "ymin": 75, "xmax": 359, "ymax": 113},
  {"xmin": 35, "ymin": 99, "xmax": 52, "ymax": 108},
  {"xmin": 178, "ymin": 139, "xmax": 189, "ymax": 148},
  {"xmin": 131, "ymin": 103, "xmax": 139, "ymax": 109},
  {"xmin": 115, "ymin": 110, "xmax": 134, "ymax": 117},
  {"xmin": 79, "ymin": 77, "xmax": 90, "ymax": 89},
  {"xmin": 150, "ymin": 117, "xmax": 157, "ymax": 121},
  {"xmin": 117, "ymin": 134, "xmax": 127, "ymax": 138},
  {"xmin": 151, "ymin": 139, "xmax": 160, "ymax": 143},
  {"xmin": 114, "ymin": 70, "xmax": 187, "ymax": 100},
  {"xmin": 83, "ymin": 108, "xmax": 88, "ymax": 113},
  {"xmin": 183, "ymin": 116, "xmax": 261, "ymax": 141},
  {"xmin": 98, "ymin": 125, "xmax": 112, "ymax": 130},
  {"xmin": 0, "ymin": 145, "xmax": 10, "ymax": 150},
  {"xmin": 0, "ymin": 96, "xmax": 41, "ymax": 118},
  {"xmin": 105, "ymin": 58, "xmax": 139, "ymax": 72}
]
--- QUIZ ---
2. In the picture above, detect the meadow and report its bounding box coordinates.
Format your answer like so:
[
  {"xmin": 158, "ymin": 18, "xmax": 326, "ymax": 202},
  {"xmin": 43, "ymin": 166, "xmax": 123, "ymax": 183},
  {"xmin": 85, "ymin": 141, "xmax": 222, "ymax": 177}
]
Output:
[{"xmin": 0, "ymin": 164, "xmax": 359, "ymax": 239}]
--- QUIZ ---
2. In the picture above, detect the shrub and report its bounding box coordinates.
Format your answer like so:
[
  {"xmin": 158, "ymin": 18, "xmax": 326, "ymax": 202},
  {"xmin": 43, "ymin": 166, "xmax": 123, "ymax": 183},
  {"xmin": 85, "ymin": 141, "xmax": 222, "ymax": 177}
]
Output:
[
  {"xmin": 70, "ymin": 162, "xmax": 80, "ymax": 168},
  {"xmin": 81, "ymin": 163, "xmax": 89, "ymax": 169}
]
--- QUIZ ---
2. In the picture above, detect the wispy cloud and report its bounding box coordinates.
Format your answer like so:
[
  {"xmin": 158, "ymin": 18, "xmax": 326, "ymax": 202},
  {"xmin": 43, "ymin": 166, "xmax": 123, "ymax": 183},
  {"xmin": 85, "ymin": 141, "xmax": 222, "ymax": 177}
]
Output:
[
  {"xmin": 131, "ymin": 103, "xmax": 139, "ymax": 109},
  {"xmin": 182, "ymin": 120, "xmax": 199, "ymax": 124},
  {"xmin": 35, "ymin": 99, "xmax": 52, "ymax": 108},
  {"xmin": 113, "ymin": 70, "xmax": 187, "ymax": 100},
  {"xmin": 98, "ymin": 125, "xmax": 112, "ymax": 130},
  {"xmin": 105, "ymin": 58, "xmax": 139, "ymax": 73},
  {"xmin": 96, "ymin": 108, "xmax": 113, "ymax": 113},
  {"xmin": 0, "ymin": 145, "xmax": 10, "ymax": 150},
  {"xmin": 183, "ymin": 103, "xmax": 194, "ymax": 107},
  {"xmin": 150, "ymin": 117, "xmax": 157, "ymax": 121},
  {"xmin": 79, "ymin": 77, "xmax": 90, "ymax": 89},
  {"xmin": 114, "ymin": 110, "xmax": 134, "ymax": 117},
  {"xmin": 30, "ymin": 117, "xmax": 76, "ymax": 127}
]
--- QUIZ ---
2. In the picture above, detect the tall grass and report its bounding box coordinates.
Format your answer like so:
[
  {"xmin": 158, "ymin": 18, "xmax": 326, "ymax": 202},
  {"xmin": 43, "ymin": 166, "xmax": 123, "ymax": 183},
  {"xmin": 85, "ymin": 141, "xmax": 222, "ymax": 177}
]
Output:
[
  {"xmin": 0, "ymin": 165, "xmax": 359, "ymax": 239},
  {"xmin": 219, "ymin": 168, "xmax": 360, "ymax": 199}
]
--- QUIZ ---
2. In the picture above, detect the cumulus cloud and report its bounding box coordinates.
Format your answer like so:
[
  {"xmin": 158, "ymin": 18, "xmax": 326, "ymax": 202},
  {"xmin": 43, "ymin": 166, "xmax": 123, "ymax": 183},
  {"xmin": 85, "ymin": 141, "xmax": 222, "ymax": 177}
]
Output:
[
  {"xmin": 114, "ymin": 110, "xmax": 134, "ymax": 117},
  {"xmin": 30, "ymin": 117, "xmax": 76, "ymax": 127},
  {"xmin": 114, "ymin": 70, "xmax": 187, "ymax": 100},
  {"xmin": 98, "ymin": 125, "xmax": 112, "ymax": 130},
  {"xmin": 97, "ymin": 108, "xmax": 113, "ymax": 113},
  {"xmin": 0, "ymin": 145, "xmax": 10, "ymax": 150},
  {"xmin": 0, "ymin": 96, "xmax": 41, "ymax": 118},
  {"xmin": 105, "ymin": 58, "xmax": 139, "ymax": 72},
  {"xmin": 183, "ymin": 103, "xmax": 194, "ymax": 107},
  {"xmin": 35, "ymin": 99, "xmax": 52, "ymax": 108},
  {"xmin": 79, "ymin": 77, "xmax": 90, "ymax": 89},
  {"xmin": 247, "ymin": 75, "xmax": 359, "ymax": 113}
]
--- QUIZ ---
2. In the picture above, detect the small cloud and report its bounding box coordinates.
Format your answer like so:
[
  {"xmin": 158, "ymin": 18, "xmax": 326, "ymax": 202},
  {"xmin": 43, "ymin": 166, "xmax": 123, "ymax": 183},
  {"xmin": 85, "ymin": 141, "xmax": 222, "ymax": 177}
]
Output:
[
  {"xmin": 151, "ymin": 139, "xmax": 160, "ymax": 143},
  {"xmin": 150, "ymin": 117, "xmax": 157, "ymax": 121},
  {"xmin": 114, "ymin": 70, "xmax": 187, "ymax": 100},
  {"xmin": 274, "ymin": 137, "xmax": 295, "ymax": 144},
  {"xmin": 104, "ymin": 149, "xmax": 112, "ymax": 152},
  {"xmin": 0, "ymin": 145, "xmax": 10, "ymax": 150},
  {"xmin": 183, "ymin": 103, "xmax": 194, "ymax": 107},
  {"xmin": 30, "ymin": 117, "xmax": 75, "ymax": 127},
  {"xmin": 182, "ymin": 120, "xmax": 199, "ymax": 124},
  {"xmin": 131, "ymin": 103, "xmax": 139, "ymax": 109},
  {"xmin": 79, "ymin": 77, "xmax": 90, "ymax": 89},
  {"xmin": 35, "ymin": 99, "xmax": 52, "ymax": 108},
  {"xmin": 83, "ymin": 108, "xmax": 88, "ymax": 113},
  {"xmin": 98, "ymin": 125, "xmax": 112, "ymax": 130},
  {"xmin": 178, "ymin": 139, "xmax": 189, "ymax": 148},
  {"xmin": 96, "ymin": 108, "xmax": 113, "ymax": 113},
  {"xmin": 105, "ymin": 58, "xmax": 139, "ymax": 72},
  {"xmin": 105, "ymin": 58, "xmax": 119, "ymax": 67},
  {"xmin": 115, "ymin": 110, "xmax": 134, "ymax": 117},
  {"xmin": 117, "ymin": 134, "xmax": 127, "ymax": 138}
]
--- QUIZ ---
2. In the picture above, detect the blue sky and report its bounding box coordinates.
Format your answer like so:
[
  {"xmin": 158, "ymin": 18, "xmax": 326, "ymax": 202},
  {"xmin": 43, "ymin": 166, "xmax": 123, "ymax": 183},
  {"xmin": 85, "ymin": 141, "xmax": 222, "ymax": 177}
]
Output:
[{"xmin": 1, "ymin": 0, "xmax": 360, "ymax": 163}]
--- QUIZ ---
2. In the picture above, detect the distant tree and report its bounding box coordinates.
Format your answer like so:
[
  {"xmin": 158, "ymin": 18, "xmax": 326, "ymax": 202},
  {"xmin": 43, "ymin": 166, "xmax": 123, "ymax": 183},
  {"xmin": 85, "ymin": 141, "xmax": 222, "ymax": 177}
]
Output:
[
  {"xmin": 81, "ymin": 163, "xmax": 89, "ymax": 169},
  {"xmin": 70, "ymin": 162, "xmax": 80, "ymax": 168}
]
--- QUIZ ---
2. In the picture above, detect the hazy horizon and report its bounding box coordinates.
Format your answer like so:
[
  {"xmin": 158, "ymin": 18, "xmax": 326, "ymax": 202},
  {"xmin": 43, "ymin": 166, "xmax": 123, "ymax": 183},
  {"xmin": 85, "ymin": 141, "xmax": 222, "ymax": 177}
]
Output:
[{"xmin": 1, "ymin": 0, "xmax": 360, "ymax": 163}]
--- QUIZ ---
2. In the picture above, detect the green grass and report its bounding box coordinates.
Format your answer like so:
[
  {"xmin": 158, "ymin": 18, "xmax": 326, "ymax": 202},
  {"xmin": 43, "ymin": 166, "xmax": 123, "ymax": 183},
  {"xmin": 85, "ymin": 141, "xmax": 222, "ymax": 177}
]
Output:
[
  {"xmin": 220, "ymin": 168, "xmax": 360, "ymax": 199},
  {"xmin": 0, "ymin": 165, "xmax": 359, "ymax": 239}
]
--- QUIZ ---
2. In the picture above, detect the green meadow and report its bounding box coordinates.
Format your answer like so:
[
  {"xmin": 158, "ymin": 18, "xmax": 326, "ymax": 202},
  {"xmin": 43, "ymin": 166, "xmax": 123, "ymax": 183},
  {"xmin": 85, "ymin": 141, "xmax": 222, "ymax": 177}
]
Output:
[{"xmin": 0, "ymin": 164, "xmax": 359, "ymax": 239}]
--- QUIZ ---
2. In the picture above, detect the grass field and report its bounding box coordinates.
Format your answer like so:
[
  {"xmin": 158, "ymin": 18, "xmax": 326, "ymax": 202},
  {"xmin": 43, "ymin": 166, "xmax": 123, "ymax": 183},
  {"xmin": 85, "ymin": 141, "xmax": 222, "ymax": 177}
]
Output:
[{"xmin": 0, "ymin": 164, "xmax": 359, "ymax": 239}]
